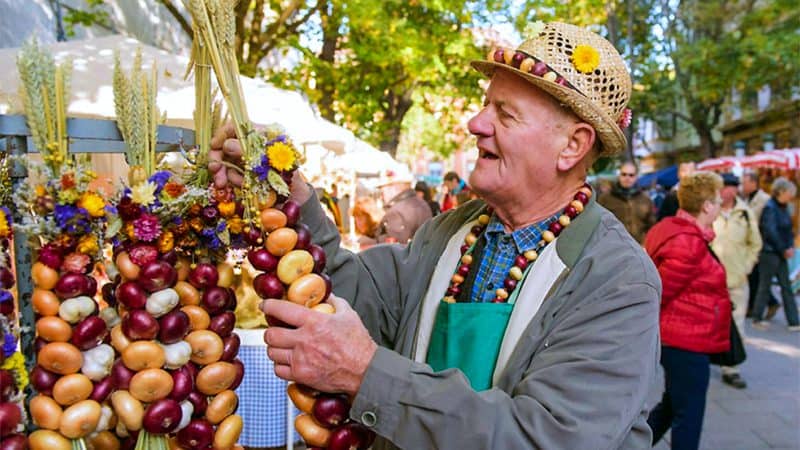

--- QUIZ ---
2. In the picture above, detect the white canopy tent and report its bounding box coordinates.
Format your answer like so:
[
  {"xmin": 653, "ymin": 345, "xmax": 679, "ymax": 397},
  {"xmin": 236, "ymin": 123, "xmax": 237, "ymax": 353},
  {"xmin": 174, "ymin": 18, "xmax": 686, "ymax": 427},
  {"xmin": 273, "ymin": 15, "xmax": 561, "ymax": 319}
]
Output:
[{"xmin": 0, "ymin": 35, "xmax": 411, "ymax": 189}]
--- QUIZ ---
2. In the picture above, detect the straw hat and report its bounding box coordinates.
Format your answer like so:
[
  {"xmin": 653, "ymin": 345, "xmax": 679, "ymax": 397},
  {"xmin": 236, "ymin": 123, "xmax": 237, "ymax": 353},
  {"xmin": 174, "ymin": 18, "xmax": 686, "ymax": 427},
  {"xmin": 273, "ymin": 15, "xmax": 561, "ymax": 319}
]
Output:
[{"xmin": 471, "ymin": 22, "xmax": 632, "ymax": 156}]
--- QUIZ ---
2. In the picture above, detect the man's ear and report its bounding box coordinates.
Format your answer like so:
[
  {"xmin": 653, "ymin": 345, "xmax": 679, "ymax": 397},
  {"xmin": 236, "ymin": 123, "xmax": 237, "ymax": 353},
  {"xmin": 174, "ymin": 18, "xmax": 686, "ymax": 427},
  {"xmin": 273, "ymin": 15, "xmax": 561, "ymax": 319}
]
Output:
[{"xmin": 557, "ymin": 123, "xmax": 596, "ymax": 172}]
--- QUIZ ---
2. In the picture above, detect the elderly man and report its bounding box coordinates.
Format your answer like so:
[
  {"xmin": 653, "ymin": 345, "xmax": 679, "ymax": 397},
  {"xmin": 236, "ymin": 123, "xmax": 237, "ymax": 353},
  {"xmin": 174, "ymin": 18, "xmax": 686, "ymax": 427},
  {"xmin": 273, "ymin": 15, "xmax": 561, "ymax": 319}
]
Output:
[
  {"xmin": 711, "ymin": 173, "xmax": 762, "ymax": 389},
  {"xmin": 211, "ymin": 22, "xmax": 660, "ymax": 449},
  {"xmin": 742, "ymin": 171, "xmax": 780, "ymax": 318},
  {"xmin": 599, "ymin": 161, "xmax": 656, "ymax": 243}
]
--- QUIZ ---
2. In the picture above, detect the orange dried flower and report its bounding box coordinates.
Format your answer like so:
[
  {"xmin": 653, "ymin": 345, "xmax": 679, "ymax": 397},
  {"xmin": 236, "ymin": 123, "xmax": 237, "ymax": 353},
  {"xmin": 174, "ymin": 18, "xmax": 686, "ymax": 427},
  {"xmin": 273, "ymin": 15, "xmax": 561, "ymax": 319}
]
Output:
[
  {"xmin": 188, "ymin": 204, "xmax": 203, "ymax": 217},
  {"xmin": 217, "ymin": 202, "xmax": 236, "ymax": 218},
  {"xmin": 227, "ymin": 217, "xmax": 244, "ymax": 234},
  {"xmin": 189, "ymin": 217, "xmax": 204, "ymax": 232},
  {"xmin": 158, "ymin": 230, "xmax": 175, "ymax": 253},
  {"xmin": 60, "ymin": 173, "xmax": 76, "ymax": 190},
  {"xmin": 164, "ymin": 182, "xmax": 185, "ymax": 198}
]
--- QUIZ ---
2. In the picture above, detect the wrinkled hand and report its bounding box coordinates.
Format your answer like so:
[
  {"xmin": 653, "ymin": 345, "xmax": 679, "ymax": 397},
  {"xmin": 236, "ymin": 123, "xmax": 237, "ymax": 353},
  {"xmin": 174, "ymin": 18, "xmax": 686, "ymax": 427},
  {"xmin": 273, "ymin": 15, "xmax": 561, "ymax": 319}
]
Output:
[
  {"xmin": 209, "ymin": 122, "xmax": 245, "ymax": 188},
  {"xmin": 262, "ymin": 296, "xmax": 377, "ymax": 396},
  {"xmin": 209, "ymin": 122, "xmax": 313, "ymax": 204}
]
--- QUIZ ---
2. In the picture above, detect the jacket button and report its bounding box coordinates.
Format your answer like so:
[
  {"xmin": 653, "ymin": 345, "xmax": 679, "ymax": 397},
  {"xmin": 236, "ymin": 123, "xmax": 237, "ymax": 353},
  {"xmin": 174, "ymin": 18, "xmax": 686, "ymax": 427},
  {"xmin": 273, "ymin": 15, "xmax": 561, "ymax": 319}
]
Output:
[{"xmin": 361, "ymin": 411, "xmax": 377, "ymax": 427}]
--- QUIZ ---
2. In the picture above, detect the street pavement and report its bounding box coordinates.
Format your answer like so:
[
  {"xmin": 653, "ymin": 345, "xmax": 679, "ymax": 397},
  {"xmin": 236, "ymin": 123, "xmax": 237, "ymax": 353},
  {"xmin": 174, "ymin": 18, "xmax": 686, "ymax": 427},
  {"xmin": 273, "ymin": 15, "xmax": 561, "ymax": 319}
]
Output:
[{"xmin": 654, "ymin": 317, "xmax": 800, "ymax": 450}]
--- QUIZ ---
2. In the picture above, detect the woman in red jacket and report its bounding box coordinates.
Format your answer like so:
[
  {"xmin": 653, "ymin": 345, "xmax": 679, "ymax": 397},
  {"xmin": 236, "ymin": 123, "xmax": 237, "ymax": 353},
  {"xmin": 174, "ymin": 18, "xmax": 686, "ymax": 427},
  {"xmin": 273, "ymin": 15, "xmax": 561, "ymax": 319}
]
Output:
[{"xmin": 645, "ymin": 172, "xmax": 730, "ymax": 450}]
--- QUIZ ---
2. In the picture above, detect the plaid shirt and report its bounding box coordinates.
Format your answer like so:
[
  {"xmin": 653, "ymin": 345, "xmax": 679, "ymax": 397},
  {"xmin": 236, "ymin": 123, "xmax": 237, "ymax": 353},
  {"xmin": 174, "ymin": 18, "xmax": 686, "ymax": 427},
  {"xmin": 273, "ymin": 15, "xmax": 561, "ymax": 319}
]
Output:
[{"xmin": 471, "ymin": 213, "xmax": 560, "ymax": 303}]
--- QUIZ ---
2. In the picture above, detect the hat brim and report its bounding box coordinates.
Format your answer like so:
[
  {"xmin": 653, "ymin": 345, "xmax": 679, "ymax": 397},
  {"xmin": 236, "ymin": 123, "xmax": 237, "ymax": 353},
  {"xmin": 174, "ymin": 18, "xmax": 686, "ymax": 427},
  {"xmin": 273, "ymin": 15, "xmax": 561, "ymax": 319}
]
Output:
[{"xmin": 471, "ymin": 60, "xmax": 626, "ymax": 156}]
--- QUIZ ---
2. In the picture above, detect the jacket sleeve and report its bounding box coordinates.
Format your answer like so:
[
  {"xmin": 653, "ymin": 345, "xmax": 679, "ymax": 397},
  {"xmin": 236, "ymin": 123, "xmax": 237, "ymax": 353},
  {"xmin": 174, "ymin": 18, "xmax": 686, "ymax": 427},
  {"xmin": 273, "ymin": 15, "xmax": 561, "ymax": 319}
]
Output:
[
  {"xmin": 652, "ymin": 233, "xmax": 705, "ymax": 303},
  {"xmin": 745, "ymin": 208, "xmax": 763, "ymax": 271},
  {"xmin": 759, "ymin": 203, "xmax": 790, "ymax": 253},
  {"xmin": 350, "ymin": 281, "xmax": 660, "ymax": 450}
]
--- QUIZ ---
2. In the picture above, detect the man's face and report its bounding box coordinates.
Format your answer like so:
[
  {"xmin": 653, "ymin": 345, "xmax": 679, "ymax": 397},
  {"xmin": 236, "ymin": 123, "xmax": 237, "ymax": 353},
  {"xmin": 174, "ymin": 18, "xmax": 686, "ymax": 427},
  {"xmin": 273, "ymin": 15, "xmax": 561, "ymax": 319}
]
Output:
[
  {"xmin": 618, "ymin": 163, "xmax": 638, "ymax": 189},
  {"xmin": 741, "ymin": 177, "xmax": 757, "ymax": 195},
  {"xmin": 467, "ymin": 69, "xmax": 573, "ymax": 203},
  {"xmin": 721, "ymin": 185, "xmax": 738, "ymax": 204}
]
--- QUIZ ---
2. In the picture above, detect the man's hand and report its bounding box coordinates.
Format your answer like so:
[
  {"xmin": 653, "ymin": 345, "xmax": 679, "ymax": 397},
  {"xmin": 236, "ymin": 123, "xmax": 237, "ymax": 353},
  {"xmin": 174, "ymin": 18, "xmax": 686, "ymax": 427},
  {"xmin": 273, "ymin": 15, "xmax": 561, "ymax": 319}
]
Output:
[
  {"xmin": 209, "ymin": 122, "xmax": 313, "ymax": 204},
  {"xmin": 261, "ymin": 296, "xmax": 377, "ymax": 396},
  {"xmin": 209, "ymin": 123, "xmax": 245, "ymax": 188}
]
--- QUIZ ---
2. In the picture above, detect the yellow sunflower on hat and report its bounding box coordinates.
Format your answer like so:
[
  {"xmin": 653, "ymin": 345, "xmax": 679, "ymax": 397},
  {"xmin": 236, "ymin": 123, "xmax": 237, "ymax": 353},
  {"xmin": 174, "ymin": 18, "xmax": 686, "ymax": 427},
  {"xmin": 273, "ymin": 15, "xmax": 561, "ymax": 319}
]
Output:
[{"xmin": 571, "ymin": 44, "xmax": 600, "ymax": 74}]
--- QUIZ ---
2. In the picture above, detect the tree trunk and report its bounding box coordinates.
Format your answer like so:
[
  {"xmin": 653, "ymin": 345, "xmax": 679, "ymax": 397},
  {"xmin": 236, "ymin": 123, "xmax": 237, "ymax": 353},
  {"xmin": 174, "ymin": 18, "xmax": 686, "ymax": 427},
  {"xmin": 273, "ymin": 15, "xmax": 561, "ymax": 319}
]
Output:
[
  {"xmin": 317, "ymin": 1, "xmax": 341, "ymax": 122},
  {"xmin": 379, "ymin": 88, "xmax": 414, "ymax": 158}
]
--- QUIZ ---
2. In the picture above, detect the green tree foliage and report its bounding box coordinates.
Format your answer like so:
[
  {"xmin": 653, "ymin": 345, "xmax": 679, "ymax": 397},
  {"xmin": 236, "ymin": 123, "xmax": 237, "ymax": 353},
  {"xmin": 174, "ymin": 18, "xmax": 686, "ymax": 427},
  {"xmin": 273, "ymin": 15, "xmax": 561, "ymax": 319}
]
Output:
[
  {"xmin": 269, "ymin": 0, "xmax": 511, "ymax": 158},
  {"xmin": 633, "ymin": 0, "xmax": 800, "ymax": 158}
]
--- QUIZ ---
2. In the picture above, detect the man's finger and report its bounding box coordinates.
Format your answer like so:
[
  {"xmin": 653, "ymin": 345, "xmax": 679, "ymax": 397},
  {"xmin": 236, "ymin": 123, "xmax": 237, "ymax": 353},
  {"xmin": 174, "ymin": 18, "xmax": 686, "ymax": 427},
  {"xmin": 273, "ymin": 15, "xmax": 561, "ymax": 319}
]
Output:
[
  {"xmin": 222, "ymin": 138, "xmax": 243, "ymax": 159},
  {"xmin": 213, "ymin": 169, "xmax": 228, "ymax": 188},
  {"xmin": 273, "ymin": 364, "xmax": 292, "ymax": 381},
  {"xmin": 227, "ymin": 169, "xmax": 243, "ymax": 187},
  {"xmin": 263, "ymin": 326, "xmax": 300, "ymax": 349},
  {"xmin": 261, "ymin": 299, "xmax": 312, "ymax": 327},
  {"xmin": 211, "ymin": 122, "xmax": 236, "ymax": 149},
  {"xmin": 327, "ymin": 295, "xmax": 352, "ymax": 313},
  {"xmin": 266, "ymin": 346, "xmax": 292, "ymax": 366}
]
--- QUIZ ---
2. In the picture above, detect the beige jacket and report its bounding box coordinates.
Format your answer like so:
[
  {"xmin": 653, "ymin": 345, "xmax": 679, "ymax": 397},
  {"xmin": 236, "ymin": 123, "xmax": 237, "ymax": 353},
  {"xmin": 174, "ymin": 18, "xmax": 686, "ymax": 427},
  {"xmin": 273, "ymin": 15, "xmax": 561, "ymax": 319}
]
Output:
[
  {"xmin": 712, "ymin": 198, "xmax": 762, "ymax": 288},
  {"xmin": 744, "ymin": 189, "xmax": 771, "ymax": 221}
]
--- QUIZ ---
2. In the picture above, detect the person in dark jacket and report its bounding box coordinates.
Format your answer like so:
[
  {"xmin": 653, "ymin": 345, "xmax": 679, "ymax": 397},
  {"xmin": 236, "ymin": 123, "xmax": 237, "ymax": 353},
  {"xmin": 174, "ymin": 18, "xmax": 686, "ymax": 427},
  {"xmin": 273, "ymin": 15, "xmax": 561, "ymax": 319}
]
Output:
[
  {"xmin": 414, "ymin": 181, "xmax": 441, "ymax": 217},
  {"xmin": 657, "ymin": 162, "xmax": 696, "ymax": 221},
  {"xmin": 751, "ymin": 177, "xmax": 799, "ymax": 330},
  {"xmin": 598, "ymin": 161, "xmax": 655, "ymax": 243},
  {"xmin": 645, "ymin": 171, "xmax": 731, "ymax": 450}
]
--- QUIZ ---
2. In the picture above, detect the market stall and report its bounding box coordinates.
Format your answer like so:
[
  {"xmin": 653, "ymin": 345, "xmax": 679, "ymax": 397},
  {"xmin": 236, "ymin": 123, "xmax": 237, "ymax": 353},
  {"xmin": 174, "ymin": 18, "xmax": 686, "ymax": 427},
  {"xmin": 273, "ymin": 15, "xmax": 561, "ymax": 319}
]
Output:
[{"xmin": 0, "ymin": 31, "xmax": 368, "ymax": 449}]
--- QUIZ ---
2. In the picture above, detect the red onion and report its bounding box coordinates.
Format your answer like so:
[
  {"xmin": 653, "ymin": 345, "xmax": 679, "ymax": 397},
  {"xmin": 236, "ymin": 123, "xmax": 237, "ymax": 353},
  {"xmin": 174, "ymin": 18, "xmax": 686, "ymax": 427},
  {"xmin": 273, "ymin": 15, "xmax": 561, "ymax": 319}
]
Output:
[
  {"xmin": 294, "ymin": 223, "xmax": 312, "ymax": 250},
  {"xmin": 111, "ymin": 359, "xmax": 136, "ymax": 390},
  {"xmin": 30, "ymin": 365, "xmax": 58, "ymax": 395},
  {"xmin": 201, "ymin": 286, "xmax": 229, "ymax": 315},
  {"xmin": 161, "ymin": 249, "xmax": 178, "ymax": 265},
  {"xmin": 90, "ymin": 375, "xmax": 115, "ymax": 403},
  {"xmin": 230, "ymin": 358, "xmax": 245, "ymax": 390},
  {"xmin": 220, "ymin": 334, "xmax": 241, "ymax": 362},
  {"xmin": 143, "ymin": 398, "xmax": 182, "ymax": 434},
  {"xmin": 0, "ymin": 402, "xmax": 21, "ymax": 437},
  {"xmin": 0, "ymin": 433, "xmax": 26, "ymax": 450},
  {"xmin": 122, "ymin": 309, "xmax": 159, "ymax": 341},
  {"xmin": 37, "ymin": 249, "xmax": 63, "ymax": 270},
  {"xmin": 321, "ymin": 273, "xmax": 332, "ymax": 300},
  {"xmin": 0, "ymin": 267, "xmax": 14, "ymax": 290},
  {"xmin": 209, "ymin": 312, "xmax": 235, "ymax": 338},
  {"xmin": 0, "ymin": 370, "xmax": 16, "ymax": 401},
  {"xmin": 282, "ymin": 200, "xmax": 301, "ymax": 226},
  {"xmin": 158, "ymin": 310, "xmax": 190, "ymax": 344},
  {"xmin": 187, "ymin": 391, "xmax": 208, "ymax": 417},
  {"xmin": 177, "ymin": 418, "xmax": 214, "ymax": 449},
  {"xmin": 308, "ymin": 244, "xmax": 327, "ymax": 274},
  {"xmin": 169, "ymin": 366, "xmax": 194, "ymax": 402},
  {"xmin": 101, "ymin": 282, "xmax": 117, "ymax": 307},
  {"xmin": 328, "ymin": 423, "xmax": 369, "ymax": 450},
  {"xmin": 312, "ymin": 394, "xmax": 351, "ymax": 427},
  {"xmin": 54, "ymin": 273, "xmax": 91, "ymax": 299},
  {"xmin": 116, "ymin": 281, "xmax": 147, "ymax": 309},
  {"xmin": 247, "ymin": 248, "xmax": 279, "ymax": 272},
  {"xmin": 253, "ymin": 273, "xmax": 285, "ymax": 300},
  {"xmin": 188, "ymin": 263, "xmax": 219, "ymax": 290},
  {"xmin": 71, "ymin": 316, "xmax": 109, "ymax": 350},
  {"xmin": 138, "ymin": 261, "xmax": 178, "ymax": 293}
]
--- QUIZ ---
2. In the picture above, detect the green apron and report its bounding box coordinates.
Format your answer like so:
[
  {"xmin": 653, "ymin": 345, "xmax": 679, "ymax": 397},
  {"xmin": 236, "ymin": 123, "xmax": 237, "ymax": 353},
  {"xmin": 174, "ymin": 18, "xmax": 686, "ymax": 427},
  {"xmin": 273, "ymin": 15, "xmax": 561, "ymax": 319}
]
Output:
[{"xmin": 426, "ymin": 301, "xmax": 513, "ymax": 390}]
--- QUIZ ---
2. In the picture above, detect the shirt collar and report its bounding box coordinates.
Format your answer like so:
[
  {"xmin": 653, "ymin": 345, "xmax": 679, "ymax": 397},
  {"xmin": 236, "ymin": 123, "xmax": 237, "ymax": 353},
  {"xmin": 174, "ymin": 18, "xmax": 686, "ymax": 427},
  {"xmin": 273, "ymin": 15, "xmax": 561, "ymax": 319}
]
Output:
[{"xmin": 484, "ymin": 213, "xmax": 559, "ymax": 252}]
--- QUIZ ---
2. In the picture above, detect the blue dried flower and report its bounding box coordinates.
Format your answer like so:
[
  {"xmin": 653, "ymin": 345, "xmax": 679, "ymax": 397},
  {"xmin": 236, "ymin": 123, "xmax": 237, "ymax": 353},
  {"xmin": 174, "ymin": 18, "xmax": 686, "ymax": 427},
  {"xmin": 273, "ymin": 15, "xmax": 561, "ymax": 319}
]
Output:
[
  {"xmin": 253, "ymin": 155, "xmax": 271, "ymax": 181},
  {"xmin": 148, "ymin": 171, "xmax": 173, "ymax": 190},
  {"xmin": 0, "ymin": 290, "xmax": 11, "ymax": 304},
  {"xmin": 3, "ymin": 333, "xmax": 15, "ymax": 357}
]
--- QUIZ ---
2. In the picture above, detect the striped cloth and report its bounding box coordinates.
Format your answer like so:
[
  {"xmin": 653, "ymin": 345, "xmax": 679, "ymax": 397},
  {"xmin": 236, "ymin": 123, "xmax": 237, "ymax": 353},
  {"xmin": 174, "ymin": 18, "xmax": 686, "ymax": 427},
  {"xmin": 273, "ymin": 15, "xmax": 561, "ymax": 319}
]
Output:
[
  {"xmin": 471, "ymin": 213, "xmax": 559, "ymax": 303},
  {"xmin": 234, "ymin": 330, "xmax": 301, "ymax": 447}
]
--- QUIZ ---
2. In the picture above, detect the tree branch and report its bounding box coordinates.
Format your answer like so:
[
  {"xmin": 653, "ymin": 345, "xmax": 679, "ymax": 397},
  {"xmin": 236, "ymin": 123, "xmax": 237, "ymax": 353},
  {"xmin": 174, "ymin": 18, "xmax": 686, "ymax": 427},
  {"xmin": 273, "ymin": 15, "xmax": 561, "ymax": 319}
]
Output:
[{"xmin": 157, "ymin": 0, "xmax": 192, "ymax": 37}]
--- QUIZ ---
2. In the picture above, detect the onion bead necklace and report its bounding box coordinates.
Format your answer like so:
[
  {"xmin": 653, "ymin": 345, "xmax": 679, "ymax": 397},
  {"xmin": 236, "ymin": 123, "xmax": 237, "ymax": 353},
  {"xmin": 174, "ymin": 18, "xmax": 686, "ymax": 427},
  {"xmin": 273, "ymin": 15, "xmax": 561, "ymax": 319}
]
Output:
[{"xmin": 442, "ymin": 184, "xmax": 592, "ymax": 304}]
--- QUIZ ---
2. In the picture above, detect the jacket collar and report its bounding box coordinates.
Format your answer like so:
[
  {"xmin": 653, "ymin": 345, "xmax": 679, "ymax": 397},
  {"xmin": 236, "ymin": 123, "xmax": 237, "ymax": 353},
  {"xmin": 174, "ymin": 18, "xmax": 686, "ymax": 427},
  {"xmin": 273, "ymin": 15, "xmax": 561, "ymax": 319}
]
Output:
[{"xmin": 555, "ymin": 189, "xmax": 603, "ymax": 269}]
